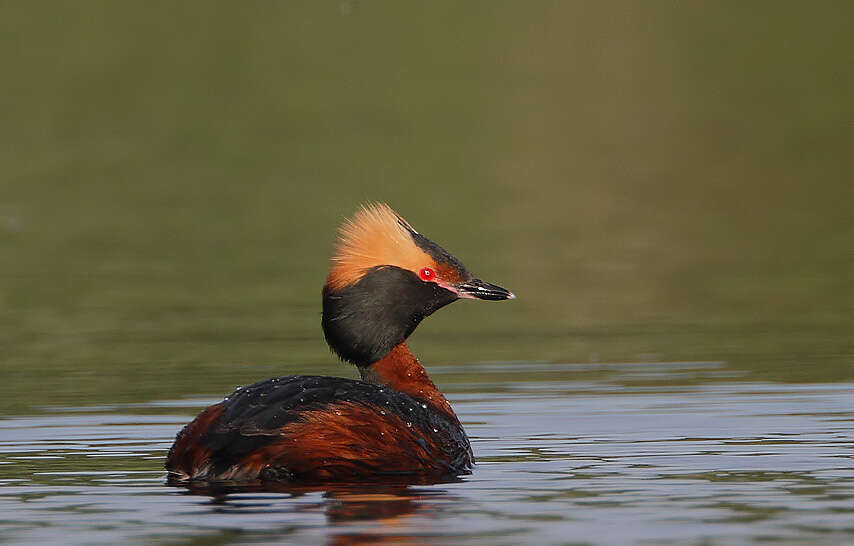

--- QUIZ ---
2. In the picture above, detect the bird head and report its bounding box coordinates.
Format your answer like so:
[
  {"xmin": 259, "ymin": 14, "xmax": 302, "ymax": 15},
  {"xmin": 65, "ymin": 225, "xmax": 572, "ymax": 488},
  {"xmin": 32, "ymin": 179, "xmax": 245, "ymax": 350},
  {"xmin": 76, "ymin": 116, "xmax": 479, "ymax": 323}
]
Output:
[{"xmin": 321, "ymin": 203, "xmax": 514, "ymax": 366}]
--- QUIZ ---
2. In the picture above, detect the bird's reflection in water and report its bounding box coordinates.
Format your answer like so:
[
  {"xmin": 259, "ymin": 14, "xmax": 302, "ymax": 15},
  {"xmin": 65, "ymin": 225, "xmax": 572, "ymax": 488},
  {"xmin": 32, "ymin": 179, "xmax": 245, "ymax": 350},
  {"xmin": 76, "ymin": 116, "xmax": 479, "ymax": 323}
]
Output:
[{"xmin": 169, "ymin": 475, "xmax": 462, "ymax": 544}]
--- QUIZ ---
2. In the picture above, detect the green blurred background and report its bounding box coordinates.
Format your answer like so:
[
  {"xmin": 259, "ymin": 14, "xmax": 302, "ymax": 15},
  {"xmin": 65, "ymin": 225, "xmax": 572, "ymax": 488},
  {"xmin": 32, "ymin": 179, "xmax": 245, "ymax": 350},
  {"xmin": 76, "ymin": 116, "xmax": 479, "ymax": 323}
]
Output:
[{"xmin": 1, "ymin": 2, "xmax": 852, "ymax": 414}]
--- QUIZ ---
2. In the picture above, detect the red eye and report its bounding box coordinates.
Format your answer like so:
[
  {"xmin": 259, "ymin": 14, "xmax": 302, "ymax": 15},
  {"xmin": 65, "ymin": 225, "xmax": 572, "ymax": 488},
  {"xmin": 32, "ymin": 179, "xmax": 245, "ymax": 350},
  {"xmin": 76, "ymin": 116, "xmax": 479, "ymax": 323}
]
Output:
[{"xmin": 419, "ymin": 267, "xmax": 435, "ymax": 281}]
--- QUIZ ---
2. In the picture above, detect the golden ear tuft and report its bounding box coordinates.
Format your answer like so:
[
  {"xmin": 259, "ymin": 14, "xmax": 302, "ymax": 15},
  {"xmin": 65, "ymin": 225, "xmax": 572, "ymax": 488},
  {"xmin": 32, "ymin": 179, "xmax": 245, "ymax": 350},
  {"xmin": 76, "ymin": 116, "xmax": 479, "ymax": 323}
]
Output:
[{"xmin": 326, "ymin": 203, "xmax": 431, "ymax": 290}]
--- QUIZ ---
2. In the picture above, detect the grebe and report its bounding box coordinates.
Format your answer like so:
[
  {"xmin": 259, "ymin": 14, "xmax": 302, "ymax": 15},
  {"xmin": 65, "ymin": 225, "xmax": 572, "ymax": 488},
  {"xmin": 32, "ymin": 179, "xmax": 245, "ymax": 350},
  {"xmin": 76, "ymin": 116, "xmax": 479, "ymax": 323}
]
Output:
[{"xmin": 166, "ymin": 203, "xmax": 514, "ymax": 482}]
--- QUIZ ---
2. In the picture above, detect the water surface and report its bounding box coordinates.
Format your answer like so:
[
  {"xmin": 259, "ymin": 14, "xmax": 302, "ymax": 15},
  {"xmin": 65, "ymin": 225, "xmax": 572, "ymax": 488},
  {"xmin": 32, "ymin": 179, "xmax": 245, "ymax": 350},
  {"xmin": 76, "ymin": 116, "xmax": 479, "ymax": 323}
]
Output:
[{"xmin": 2, "ymin": 363, "xmax": 853, "ymax": 544}]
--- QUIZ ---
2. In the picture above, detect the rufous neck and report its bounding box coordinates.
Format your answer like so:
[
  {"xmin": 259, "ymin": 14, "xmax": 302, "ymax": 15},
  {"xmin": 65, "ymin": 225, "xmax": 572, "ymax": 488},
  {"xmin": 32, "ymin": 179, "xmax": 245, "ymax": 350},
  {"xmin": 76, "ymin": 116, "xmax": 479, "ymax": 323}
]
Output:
[{"xmin": 359, "ymin": 342, "xmax": 458, "ymax": 424}]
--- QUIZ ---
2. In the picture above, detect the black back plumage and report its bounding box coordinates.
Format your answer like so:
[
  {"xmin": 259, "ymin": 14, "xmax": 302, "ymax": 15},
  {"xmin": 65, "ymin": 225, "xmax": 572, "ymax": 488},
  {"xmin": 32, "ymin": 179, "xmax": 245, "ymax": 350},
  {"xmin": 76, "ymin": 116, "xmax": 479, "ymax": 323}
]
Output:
[{"xmin": 195, "ymin": 375, "xmax": 473, "ymax": 477}]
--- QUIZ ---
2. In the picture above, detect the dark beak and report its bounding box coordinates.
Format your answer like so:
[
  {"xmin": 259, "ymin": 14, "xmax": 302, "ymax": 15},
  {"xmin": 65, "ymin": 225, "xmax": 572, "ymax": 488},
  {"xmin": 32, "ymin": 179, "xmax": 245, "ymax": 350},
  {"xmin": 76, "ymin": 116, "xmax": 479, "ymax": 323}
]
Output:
[{"xmin": 453, "ymin": 278, "xmax": 515, "ymax": 301}]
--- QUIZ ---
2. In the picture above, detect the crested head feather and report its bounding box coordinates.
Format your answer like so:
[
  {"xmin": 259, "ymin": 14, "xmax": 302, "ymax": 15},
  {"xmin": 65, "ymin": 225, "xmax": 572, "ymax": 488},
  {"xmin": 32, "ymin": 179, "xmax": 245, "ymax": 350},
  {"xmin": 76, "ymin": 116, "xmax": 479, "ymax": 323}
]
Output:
[{"xmin": 326, "ymin": 203, "xmax": 433, "ymax": 290}]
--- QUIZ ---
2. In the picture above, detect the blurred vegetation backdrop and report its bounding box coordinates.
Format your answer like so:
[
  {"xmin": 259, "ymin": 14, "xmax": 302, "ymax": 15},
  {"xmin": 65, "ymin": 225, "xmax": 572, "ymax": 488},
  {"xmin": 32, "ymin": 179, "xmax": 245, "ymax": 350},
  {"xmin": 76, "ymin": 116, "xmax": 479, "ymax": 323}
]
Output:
[{"xmin": 1, "ymin": 2, "xmax": 852, "ymax": 413}]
